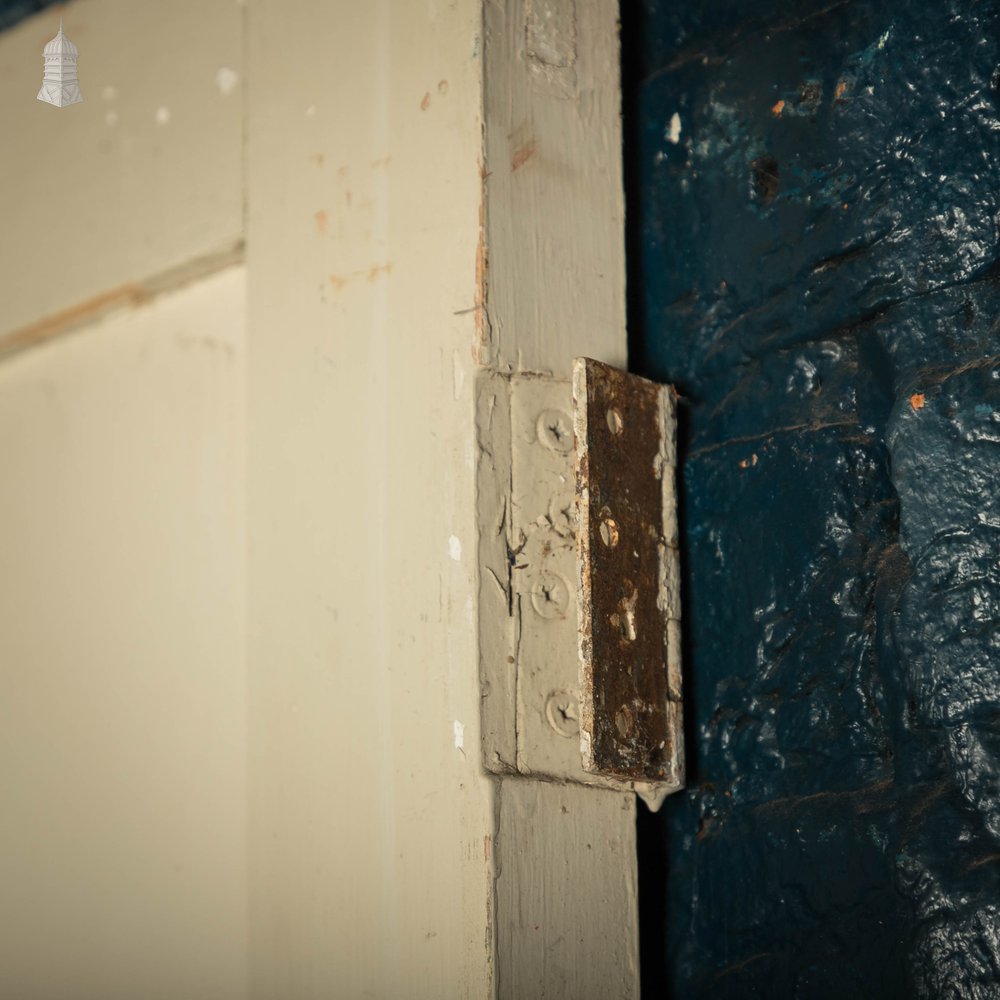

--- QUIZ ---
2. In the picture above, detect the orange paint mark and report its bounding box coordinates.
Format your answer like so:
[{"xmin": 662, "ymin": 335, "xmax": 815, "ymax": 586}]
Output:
[
  {"xmin": 843, "ymin": 203, "xmax": 850, "ymax": 210},
  {"xmin": 738, "ymin": 454, "xmax": 759, "ymax": 470},
  {"xmin": 329, "ymin": 274, "xmax": 348, "ymax": 291},
  {"xmin": 835, "ymin": 80, "xmax": 848, "ymax": 100},
  {"xmin": 474, "ymin": 159, "xmax": 489, "ymax": 362},
  {"xmin": 511, "ymin": 139, "xmax": 536, "ymax": 172},
  {"xmin": 420, "ymin": 92, "xmax": 431, "ymax": 111},
  {"xmin": 910, "ymin": 393, "xmax": 926, "ymax": 411},
  {"xmin": 369, "ymin": 156, "xmax": 392, "ymax": 168},
  {"xmin": 314, "ymin": 210, "xmax": 328, "ymax": 234},
  {"xmin": 367, "ymin": 262, "xmax": 392, "ymax": 282},
  {"xmin": 771, "ymin": 99, "xmax": 785, "ymax": 116}
]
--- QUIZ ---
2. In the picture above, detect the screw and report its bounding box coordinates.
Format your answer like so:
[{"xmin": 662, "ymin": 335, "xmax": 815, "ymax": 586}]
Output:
[
  {"xmin": 614, "ymin": 706, "xmax": 633, "ymax": 739},
  {"xmin": 530, "ymin": 572, "xmax": 571, "ymax": 619},
  {"xmin": 545, "ymin": 691, "xmax": 580, "ymax": 738},
  {"xmin": 599, "ymin": 517, "xmax": 619, "ymax": 548},
  {"xmin": 537, "ymin": 409, "xmax": 574, "ymax": 453}
]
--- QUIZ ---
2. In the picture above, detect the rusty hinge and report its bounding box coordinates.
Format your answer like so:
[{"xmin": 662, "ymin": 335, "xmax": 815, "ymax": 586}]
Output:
[{"xmin": 477, "ymin": 359, "xmax": 684, "ymax": 810}]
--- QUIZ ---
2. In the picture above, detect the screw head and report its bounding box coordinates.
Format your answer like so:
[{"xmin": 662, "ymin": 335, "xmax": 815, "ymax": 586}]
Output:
[
  {"xmin": 545, "ymin": 691, "xmax": 580, "ymax": 738},
  {"xmin": 530, "ymin": 572, "xmax": 571, "ymax": 619},
  {"xmin": 599, "ymin": 517, "xmax": 619, "ymax": 548},
  {"xmin": 537, "ymin": 409, "xmax": 574, "ymax": 453}
]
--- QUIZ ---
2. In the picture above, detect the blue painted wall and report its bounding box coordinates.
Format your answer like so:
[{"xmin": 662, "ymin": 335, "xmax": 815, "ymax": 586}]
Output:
[
  {"xmin": 625, "ymin": 1, "xmax": 1000, "ymax": 995},
  {"xmin": 0, "ymin": 0, "xmax": 60, "ymax": 33}
]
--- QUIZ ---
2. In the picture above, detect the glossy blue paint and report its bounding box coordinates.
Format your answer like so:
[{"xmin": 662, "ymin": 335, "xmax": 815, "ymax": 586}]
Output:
[
  {"xmin": 0, "ymin": 0, "xmax": 60, "ymax": 33},
  {"xmin": 626, "ymin": 1, "xmax": 1000, "ymax": 995}
]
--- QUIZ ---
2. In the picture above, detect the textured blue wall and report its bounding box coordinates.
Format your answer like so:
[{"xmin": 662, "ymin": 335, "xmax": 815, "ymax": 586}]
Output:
[
  {"xmin": 626, "ymin": 1, "xmax": 1000, "ymax": 995},
  {"xmin": 0, "ymin": 0, "xmax": 60, "ymax": 33}
]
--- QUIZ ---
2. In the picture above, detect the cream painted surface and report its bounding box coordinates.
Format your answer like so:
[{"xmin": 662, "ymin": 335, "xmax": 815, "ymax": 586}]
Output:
[
  {"xmin": 0, "ymin": 1, "xmax": 243, "ymax": 342},
  {"xmin": 0, "ymin": 268, "xmax": 247, "ymax": 1000},
  {"xmin": 481, "ymin": 1, "xmax": 639, "ymax": 996},
  {"xmin": 0, "ymin": 0, "xmax": 636, "ymax": 996},
  {"xmin": 245, "ymin": 2, "xmax": 494, "ymax": 997}
]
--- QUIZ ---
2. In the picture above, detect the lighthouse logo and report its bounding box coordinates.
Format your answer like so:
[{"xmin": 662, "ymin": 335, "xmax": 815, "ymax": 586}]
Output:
[{"xmin": 37, "ymin": 19, "xmax": 82, "ymax": 108}]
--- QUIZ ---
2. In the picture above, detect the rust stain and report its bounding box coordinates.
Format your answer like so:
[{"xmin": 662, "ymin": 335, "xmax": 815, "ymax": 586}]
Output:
[
  {"xmin": 308, "ymin": 153, "xmax": 325, "ymax": 167},
  {"xmin": 369, "ymin": 155, "xmax": 392, "ymax": 168},
  {"xmin": 314, "ymin": 210, "xmax": 328, "ymax": 234},
  {"xmin": 328, "ymin": 262, "xmax": 393, "ymax": 292},
  {"xmin": 576, "ymin": 359, "xmax": 683, "ymax": 786},
  {"xmin": 910, "ymin": 392, "xmax": 926, "ymax": 411},
  {"xmin": 474, "ymin": 159, "xmax": 490, "ymax": 363},
  {"xmin": 771, "ymin": 99, "xmax": 785, "ymax": 116},
  {"xmin": 0, "ymin": 242, "xmax": 244, "ymax": 362},
  {"xmin": 1, "ymin": 283, "xmax": 147, "ymax": 357},
  {"xmin": 835, "ymin": 79, "xmax": 849, "ymax": 100},
  {"xmin": 438, "ymin": 79, "xmax": 449, "ymax": 94},
  {"xmin": 511, "ymin": 139, "xmax": 536, "ymax": 172},
  {"xmin": 420, "ymin": 92, "xmax": 431, "ymax": 111}
]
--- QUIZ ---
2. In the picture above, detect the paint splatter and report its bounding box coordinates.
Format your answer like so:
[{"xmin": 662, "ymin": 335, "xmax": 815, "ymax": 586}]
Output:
[
  {"xmin": 666, "ymin": 112, "xmax": 682, "ymax": 144},
  {"xmin": 448, "ymin": 535, "xmax": 462, "ymax": 561},
  {"xmin": 771, "ymin": 99, "xmax": 785, "ymax": 116},
  {"xmin": 216, "ymin": 67, "xmax": 239, "ymax": 96},
  {"xmin": 910, "ymin": 392, "xmax": 926, "ymax": 411}
]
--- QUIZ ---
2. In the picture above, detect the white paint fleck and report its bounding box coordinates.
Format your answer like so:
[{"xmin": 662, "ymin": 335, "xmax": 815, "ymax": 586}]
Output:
[
  {"xmin": 448, "ymin": 535, "xmax": 462, "ymax": 561},
  {"xmin": 453, "ymin": 719, "xmax": 465, "ymax": 750},
  {"xmin": 155, "ymin": 106, "xmax": 171, "ymax": 125},
  {"xmin": 666, "ymin": 112, "xmax": 682, "ymax": 144},
  {"xmin": 216, "ymin": 67, "xmax": 240, "ymax": 96},
  {"xmin": 101, "ymin": 85, "xmax": 117, "ymax": 102},
  {"xmin": 305, "ymin": 104, "xmax": 317, "ymax": 118},
  {"xmin": 877, "ymin": 28, "xmax": 891, "ymax": 50},
  {"xmin": 104, "ymin": 110, "xmax": 118, "ymax": 127}
]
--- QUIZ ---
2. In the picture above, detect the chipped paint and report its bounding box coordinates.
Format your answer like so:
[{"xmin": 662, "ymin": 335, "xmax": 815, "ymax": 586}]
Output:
[
  {"xmin": 215, "ymin": 66, "xmax": 239, "ymax": 96},
  {"xmin": 666, "ymin": 111, "xmax": 682, "ymax": 143}
]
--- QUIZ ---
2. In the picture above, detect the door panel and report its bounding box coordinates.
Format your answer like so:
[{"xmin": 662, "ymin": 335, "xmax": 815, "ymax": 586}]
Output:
[{"xmin": 626, "ymin": 1, "xmax": 1000, "ymax": 994}]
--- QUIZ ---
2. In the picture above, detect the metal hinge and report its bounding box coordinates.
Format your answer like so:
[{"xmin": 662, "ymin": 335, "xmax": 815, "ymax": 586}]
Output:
[{"xmin": 477, "ymin": 358, "xmax": 683, "ymax": 810}]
